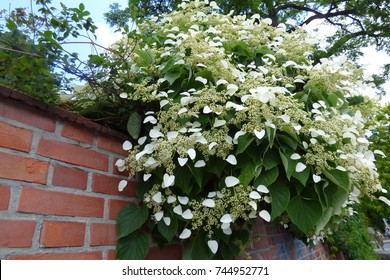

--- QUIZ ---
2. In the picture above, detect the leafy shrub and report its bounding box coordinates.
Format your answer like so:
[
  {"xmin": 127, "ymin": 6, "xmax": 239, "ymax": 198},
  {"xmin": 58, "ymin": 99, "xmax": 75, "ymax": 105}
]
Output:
[{"xmin": 112, "ymin": 0, "xmax": 387, "ymax": 259}]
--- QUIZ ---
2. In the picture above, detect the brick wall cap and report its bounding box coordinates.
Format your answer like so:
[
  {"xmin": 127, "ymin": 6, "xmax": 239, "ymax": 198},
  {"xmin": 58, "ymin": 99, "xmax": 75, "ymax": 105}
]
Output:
[{"xmin": 0, "ymin": 84, "xmax": 128, "ymax": 140}]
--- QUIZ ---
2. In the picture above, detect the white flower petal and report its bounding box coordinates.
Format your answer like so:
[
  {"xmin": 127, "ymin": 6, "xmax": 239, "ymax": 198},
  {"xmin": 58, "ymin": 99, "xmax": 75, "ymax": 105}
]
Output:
[
  {"xmin": 290, "ymin": 153, "xmax": 301, "ymax": 160},
  {"xmin": 313, "ymin": 174, "xmax": 321, "ymax": 183},
  {"xmin": 278, "ymin": 114, "xmax": 291, "ymax": 123},
  {"xmin": 222, "ymin": 227, "xmax": 232, "ymax": 235},
  {"xmin": 155, "ymin": 211, "xmax": 164, "ymax": 222},
  {"xmin": 249, "ymin": 201, "xmax": 257, "ymax": 210},
  {"xmin": 195, "ymin": 76, "xmax": 208, "ymax": 85},
  {"xmin": 226, "ymin": 155, "xmax": 237, "ymax": 165},
  {"xmin": 203, "ymin": 106, "xmax": 212, "ymax": 114},
  {"xmin": 163, "ymin": 173, "xmax": 175, "ymax": 188},
  {"xmin": 178, "ymin": 157, "xmax": 188, "ymax": 166},
  {"xmin": 225, "ymin": 176, "xmax": 240, "ymax": 187},
  {"xmin": 179, "ymin": 228, "xmax": 191, "ymax": 239},
  {"xmin": 178, "ymin": 196, "xmax": 189, "ymax": 205},
  {"xmin": 163, "ymin": 217, "xmax": 171, "ymax": 226},
  {"xmin": 178, "ymin": 108, "xmax": 188, "ymax": 115},
  {"xmin": 167, "ymin": 131, "xmax": 179, "ymax": 140},
  {"xmin": 264, "ymin": 196, "xmax": 271, "ymax": 203},
  {"xmin": 259, "ymin": 210, "xmax": 271, "ymax": 222},
  {"xmin": 122, "ymin": 141, "xmax": 133, "ymax": 151},
  {"xmin": 138, "ymin": 136, "xmax": 147, "ymax": 145},
  {"xmin": 257, "ymin": 185, "xmax": 269, "ymax": 193},
  {"xmin": 213, "ymin": 119, "xmax": 226, "ymax": 127},
  {"xmin": 167, "ymin": 196, "xmax": 176, "ymax": 204},
  {"xmin": 207, "ymin": 240, "xmax": 218, "ymax": 254},
  {"xmin": 182, "ymin": 209, "xmax": 193, "ymax": 220},
  {"xmin": 143, "ymin": 116, "xmax": 157, "ymax": 124},
  {"xmin": 173, "ymin": 205, "xmax": 183, "ymax": 215},
  {"xmin": 295, "ymin": 162, "xmax": 307, "ymax": 173},
  {"xmin": 357, "ymin": 137, "xmax": 369, "ymax": 144},
  {"xmin": 374, "ymin": 150, "xmax": 386, "ymax": 158},
  {"xmin": 187, "ymin": 148, "xmax": 196, "ymax": 160},
  {"xmin": 160, "ymin": 99, "xmax": 169, "ymax": 108},
  {"xmin": 220, "ymin": 214, "xmax": 233, "ymax": 224},
  {"xmin": 152, "ymin": 192, "xmax": 162, "ymax": 203},
  {"xmin": 254, "ymin": 129, "xmax": 265, "ymax": 140},
  {"xmin": 150, "ymin": 129, "xmax": 164, "ymax": 138},
  {"xmin": 143, "ymin": 174, "xmax": 152, "ymax": 181},
  {"xmin": 115, "ymin": 159, "xmax": 125, "ymax": 167},
  {"xmin": 249, "ymin": 191, "xmax": 261, "ymax": 199},
  {"xmin": 194, "ymin": 160, "xmax": 206, "ymax": 168},
  {"xmin": 336, "ymin": 166, "xmax": 347, "ymax": 171},
  {"xmin": 379, "ymin": 196, "xmax": 390, "ymax": 207},
  {"xmin": 216, "ymin": 79, "xmax": 228, "ymax": 86},
  {"xmin": 202, "ymin": 199, "xmax": 215, "ymax": 208},
  {"xmin": 119, "ymin": 92, "xmax": 128, "ymax": 99},
  {"xmin": 118, "ymin": 180, "xmax": 127, "ymax": 192}
]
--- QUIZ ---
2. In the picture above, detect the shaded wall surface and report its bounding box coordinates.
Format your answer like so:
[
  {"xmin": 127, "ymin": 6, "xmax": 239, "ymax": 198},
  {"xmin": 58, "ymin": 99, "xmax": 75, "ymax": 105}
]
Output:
[{"xmin": 0, "ymin": 85, "xmax": 330, "ymax": 260}]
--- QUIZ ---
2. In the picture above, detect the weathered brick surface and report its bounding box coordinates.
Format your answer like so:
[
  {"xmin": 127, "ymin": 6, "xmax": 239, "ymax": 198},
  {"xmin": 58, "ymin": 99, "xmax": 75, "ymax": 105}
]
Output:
[
  {"xmin": 0, "ymin": 96, "xmax": 56, "ymax": 132},
  {"xmin": 92, "ymin": 173, "xmax": 136, "ymax": 197},
  {"xmin": 62, "ymin": 122, "xmax": 95, "ymax": 144},
  {"xmin": 7, "ymin": 251, "xmax": 102, "ymax": 260},
  {"xmin": 0, "ymin": 122, "xmax": 33, "ymax": 152},
  {"xmin": 108, "ymin": 199, "xmax": 131, "ymax": 220},
  {"xmin": 18, "ymin": 187, "xmax": 104, "ymax": 218},
  {"xmin": 52, "ymin": 165, "xmax": 88, "ymax": 190},
  {"xmin": 40, "ymin": 221, "xmax": 86, "ymax": 247},
  {"xmin": 0, "ymin": 219, "xmax": 36, "ymax": 247},
  {"xmin": 0, "ymin": 152, "xmax": 49, "ymax": 184},
  {"xmin": 0, "ymin": 185, "xmax": 11, "ymax": 211},
  {"xmin": 90, "ymin": 223, "xmax": 117, "ymax": 246},
  {"xmin": 37, "ymin": 138, "xmax": 109, "ymax": 171},
  {"xmin": 97, "ymin": 134, "xmax": 128, "ymax": 156}
]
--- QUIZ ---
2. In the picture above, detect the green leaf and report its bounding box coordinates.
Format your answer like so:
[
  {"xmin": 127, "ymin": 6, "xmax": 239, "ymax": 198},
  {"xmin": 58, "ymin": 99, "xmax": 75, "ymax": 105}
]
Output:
[
  {"xmin": 207, "ymin": 157, "xmax": 227, "ymax": 177},
  {"xmin": 127, "ymin": 111, "xmax": 142, "ymax": 139},
  {"xmin": 165, "ymin": 68, "xmax": 182, "ymax": 85},
  {"xmin": 135, "ymin": 49, "xmax": 154, "ymax": 66},
  {"xmin": 174, "ymin": 165, "xmax": 195, "ymax": 195},
  {"xmin": 266, "ymin": 127, "xmax": 276, "ymax": 148},
  {"xmin": 269, "ymin": 182, "xmax": 290, "ymax": 220},
  {"xmin": 279, "ymin": 149, "xmax": 296, "ymax": 180},
  {"xmin": 117, "ymin": 204, "xmax": 149, "ymax": 239},
  {"xmin": 191, "ymin": 231, "xmax": 213, "ymax": 260},
  {"xmin": 238, "ymin": 162, "xmax": 257, "ymax": 186},
  {"xmin": 263, "ymin": 149, "xmax": 281, "ymax": 170},
  {"xmin": 327, "ymin": 93, "xmax": 338, "ymax": 107},
  {"xmin": 292, "ymin": 165, "xmax": 310, "ymax": 186},
  {"xmin": 254, "ymin": 167, "xmax": 279, "ymax": 187},
  {"xmin": 116, "ymin": 231, "xmax": 150, "ymax": 260},
  {"xmin": 158, "ymin": 215, "xmax": 178, "ymax": 242},
  {"xmin": 277, "ymin": 133, "xmax": 298, "ymax": 150},
  {"xmin": 287, "ymin": 196, "xmax": 323, "ymax": 235},
  {"xmin": 236, "ymin": 134, "xmax": 255, "ymax": 154},
  {"xmin": 322, "ymin": 169, "xmax": 350, "ymax": 192}
]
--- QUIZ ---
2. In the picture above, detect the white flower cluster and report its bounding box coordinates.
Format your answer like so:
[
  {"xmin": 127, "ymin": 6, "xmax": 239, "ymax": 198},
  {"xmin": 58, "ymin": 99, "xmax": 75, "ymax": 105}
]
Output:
[{"xmin": 113, "ymin": 0, "xmax": 386, "ymax": 254}]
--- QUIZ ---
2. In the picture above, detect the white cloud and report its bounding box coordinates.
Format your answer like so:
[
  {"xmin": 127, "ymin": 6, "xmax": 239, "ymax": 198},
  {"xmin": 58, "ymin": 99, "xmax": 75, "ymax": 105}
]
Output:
[{"xmin": 95, "ymin": 23, "xmax": 123, "ymax": 48}]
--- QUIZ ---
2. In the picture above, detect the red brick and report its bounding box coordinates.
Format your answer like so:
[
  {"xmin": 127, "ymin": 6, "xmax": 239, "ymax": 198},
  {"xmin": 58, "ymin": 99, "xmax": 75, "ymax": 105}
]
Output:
[
  {"xmin": 0, "ymin": 122, "xmax": 33, "ymax": 152},
  {"xmin": 0, "ymin": 152, "xmax": 49, "ymax": 184},
  {"xmin": 0, "ymin": 186, "xmax": 11, "ymax": 210},
  {"xmin": 0, "ymin": 219, "xmax": 36, "ymax": 247},
  {"xmin": 107, "ymin": 250, "xmax": 116, "ymax": 260},
  {"xmin": 62, "ymin": 122, "xmax": 95, "ymax": 144},
  {"xmin": 92, "ymin": 173, "xmax": 136, "ymax": 197},
  {"xmin": 52, "ymin": 166, "xmax": 88, "ymax": 190},
  {"xmin": 18, "ymin": 187, "xmax": 104, "ymax": 218},
  {"xmin": 108, "ymin": 199, "xmax": 131, "ymax": 220},
  {"xmin": 40, "ymin": 221, "xmax": 85, "ymax": 247},
  {"xmin": 97, "ymin": 134, "xmax": 128, "ymax": 156},
  {"xmin": 146, "ymin": 245, "xmax": 182, "ymax": 260},
  {"xmin": 37, "ymin": 138, "xmax": 109, "ymax": 171},
  {"xmin": 90, "ymin": 223, "xmax": 117, "ymax": 246},
  {"xmin": 7, "ymin": 251, "xmax": 102, "ymax": 260},
  {"xmin": 0, "ymin": 97, "xmax": 56, "ymax": 132}
]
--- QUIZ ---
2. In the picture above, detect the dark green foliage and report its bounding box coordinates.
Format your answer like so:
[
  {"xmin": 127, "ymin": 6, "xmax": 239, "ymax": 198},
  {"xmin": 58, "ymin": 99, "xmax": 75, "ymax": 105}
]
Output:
[{"xmin": 327, "ymin": 211, "xmax": 379, "ymax": 260}]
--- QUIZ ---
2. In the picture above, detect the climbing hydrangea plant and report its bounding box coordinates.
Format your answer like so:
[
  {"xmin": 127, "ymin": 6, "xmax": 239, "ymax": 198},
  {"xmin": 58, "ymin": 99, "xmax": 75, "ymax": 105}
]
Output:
[{"xmin": 114, "ymin": 0, "xmax": 387, "ymax": 259}]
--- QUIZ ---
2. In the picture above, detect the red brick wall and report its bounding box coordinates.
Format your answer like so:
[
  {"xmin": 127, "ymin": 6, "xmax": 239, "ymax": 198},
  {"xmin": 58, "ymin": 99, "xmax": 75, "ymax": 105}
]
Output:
[{"xmin": 0, "ymin": 86, "xmax": 330, "ymax": 260}]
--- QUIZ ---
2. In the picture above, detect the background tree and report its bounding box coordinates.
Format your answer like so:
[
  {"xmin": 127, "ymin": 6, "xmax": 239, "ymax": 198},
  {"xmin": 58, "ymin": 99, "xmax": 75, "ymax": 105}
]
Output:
[{"xmin": 105, "ymin": 0, "xmax": 390, "ymax": 94}]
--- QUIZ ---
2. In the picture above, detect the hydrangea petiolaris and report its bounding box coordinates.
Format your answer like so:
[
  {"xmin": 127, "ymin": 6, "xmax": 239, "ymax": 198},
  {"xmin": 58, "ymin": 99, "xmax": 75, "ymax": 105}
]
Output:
[{"xmin": 114, "ymin": 0, "xmax": 387, "ymax": 259}]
